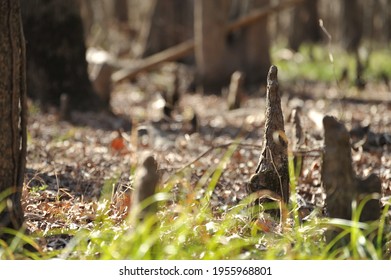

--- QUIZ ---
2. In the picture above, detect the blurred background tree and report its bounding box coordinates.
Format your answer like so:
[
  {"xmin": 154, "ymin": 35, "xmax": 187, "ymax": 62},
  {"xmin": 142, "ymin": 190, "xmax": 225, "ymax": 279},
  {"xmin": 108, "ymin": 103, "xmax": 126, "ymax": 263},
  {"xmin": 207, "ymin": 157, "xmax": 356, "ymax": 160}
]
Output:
[
  {"xmin": 20, "ymin": 0, "xmax": 106, "ymax": 112},
  {"xmin": 19, "ymin": 0, "xmax": 391, "ymax": 111},
  {"xmin": 287, "ymin": 0, "xmax": 321, "ymax": 52}
]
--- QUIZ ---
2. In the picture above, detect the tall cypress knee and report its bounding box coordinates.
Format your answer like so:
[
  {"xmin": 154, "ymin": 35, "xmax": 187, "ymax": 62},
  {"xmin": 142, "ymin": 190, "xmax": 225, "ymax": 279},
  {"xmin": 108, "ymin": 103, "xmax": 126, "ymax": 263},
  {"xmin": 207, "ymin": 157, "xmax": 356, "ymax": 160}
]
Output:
[{"xmin": 247, "ymin": 65, "xmax": 290, "ymax": 204}]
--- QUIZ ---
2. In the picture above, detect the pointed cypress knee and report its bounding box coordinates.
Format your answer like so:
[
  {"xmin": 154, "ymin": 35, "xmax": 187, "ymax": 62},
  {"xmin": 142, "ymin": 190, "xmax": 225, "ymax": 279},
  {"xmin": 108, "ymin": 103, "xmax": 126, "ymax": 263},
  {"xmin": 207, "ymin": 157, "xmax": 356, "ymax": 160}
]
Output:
[
  {"xmin": 247, "ymin": 65, "xmax": 290, "ymax": 204},
  {"xmin": 227, "ymin": 71, "xmax": 244, "ymax": 110},
  {"xmin": 131, "ymin": 154, "xmax": 159, "ymax": 221}
]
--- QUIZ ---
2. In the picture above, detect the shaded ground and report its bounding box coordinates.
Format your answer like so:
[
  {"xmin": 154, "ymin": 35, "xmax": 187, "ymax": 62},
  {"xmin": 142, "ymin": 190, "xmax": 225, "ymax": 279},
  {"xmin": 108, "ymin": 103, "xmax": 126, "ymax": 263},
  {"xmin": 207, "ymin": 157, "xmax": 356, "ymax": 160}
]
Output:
[{"xmin": 23, "ymin": 63, "xmax": 391, "ymax": 251}]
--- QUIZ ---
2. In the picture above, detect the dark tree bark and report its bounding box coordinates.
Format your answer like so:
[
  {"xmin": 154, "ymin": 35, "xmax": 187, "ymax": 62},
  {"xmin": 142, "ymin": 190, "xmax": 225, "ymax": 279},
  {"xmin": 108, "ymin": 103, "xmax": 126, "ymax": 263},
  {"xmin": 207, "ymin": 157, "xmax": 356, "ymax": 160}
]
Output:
[
  {"xmin": 288, "ymin": 0, "xmax": 321, "ymax": 51},
  {"xmin": 0, "ymin": 0, "xmax": 27, "ymax": 233},
  {"xmin": 20, "ymin": 0, "xmax": 105, "ymax": 111},
  {"xmin": 247, "ymin": 66, "xmax": 289, "ymax": 205}
]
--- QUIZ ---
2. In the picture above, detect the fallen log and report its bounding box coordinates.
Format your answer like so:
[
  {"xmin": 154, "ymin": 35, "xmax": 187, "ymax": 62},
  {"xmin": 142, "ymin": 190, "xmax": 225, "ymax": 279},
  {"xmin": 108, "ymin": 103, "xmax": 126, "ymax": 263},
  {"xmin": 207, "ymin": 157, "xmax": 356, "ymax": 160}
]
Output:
[{"xmin": 111, "ymin": 0, "xmax": 305, "ymax": 83}]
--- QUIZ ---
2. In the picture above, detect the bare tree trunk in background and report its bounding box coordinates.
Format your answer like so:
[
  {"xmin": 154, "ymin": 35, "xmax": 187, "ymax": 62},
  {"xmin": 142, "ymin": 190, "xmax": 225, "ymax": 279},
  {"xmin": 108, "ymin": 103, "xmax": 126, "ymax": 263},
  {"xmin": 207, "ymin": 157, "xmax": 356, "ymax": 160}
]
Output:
[
  {"xmin": 375, "ymin": 0, "xmax": 391, "ymax": 43},
  {"xmin": 20, "ymin": 0, "xmax": 105, "ymax": 111},
  {"xmin": 386, "ymin": 0, "xmax": 391, "ymax": 41},
  {"xmin": 239, "ymin": 0, "xmax": 271, "ymax": 86},
  {"xmin": 139, "ymin": 0, "xmax": 194, "ymax": 59},
  {"xmin": 0, "ymin": 0, "xmax": 27, "ymax": 233},
  {"xmin": 340, "ymin": 0, "xmax": 362, "ymax": 52},
  {"xmin": 288, "ymin": 0, "xmax": 321, "ymax": 51},
  {"xmin": 195, "ymin": 0, "xmax": 271, "ymax": 93},
  {"xmin": 340, "ymin": 0, "xmax": 366, "ymax": 88},
  {"xmin": 114, "ymin": 0, "xmax": 129, "ymax": 24},
  {"xmin": 79, "ymin": 0, "xmax": 94, "ymax": 39},
  {"xmin": 194, "ymin": 0, "xmax": 230, "ymax": 93}
]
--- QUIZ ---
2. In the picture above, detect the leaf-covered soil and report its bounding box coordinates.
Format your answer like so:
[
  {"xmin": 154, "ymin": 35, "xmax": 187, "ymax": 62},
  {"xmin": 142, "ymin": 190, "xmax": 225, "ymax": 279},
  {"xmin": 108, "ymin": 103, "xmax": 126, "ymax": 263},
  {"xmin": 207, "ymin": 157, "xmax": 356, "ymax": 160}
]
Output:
[{"xmin": 23, "ymin": 63, "xmax": 391, "ymax": 252}]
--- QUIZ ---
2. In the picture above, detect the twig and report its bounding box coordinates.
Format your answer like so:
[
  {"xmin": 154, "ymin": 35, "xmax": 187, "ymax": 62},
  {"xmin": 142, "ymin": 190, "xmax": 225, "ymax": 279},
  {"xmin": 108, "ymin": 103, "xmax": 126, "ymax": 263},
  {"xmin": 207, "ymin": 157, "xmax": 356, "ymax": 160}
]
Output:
[
  {"xmin": 172, "ymin": 141, "xmax": 323, "ymax": 176},
  {"xmin": 170, "ymin": 141, "xmax": 261, "ymax": 177}
]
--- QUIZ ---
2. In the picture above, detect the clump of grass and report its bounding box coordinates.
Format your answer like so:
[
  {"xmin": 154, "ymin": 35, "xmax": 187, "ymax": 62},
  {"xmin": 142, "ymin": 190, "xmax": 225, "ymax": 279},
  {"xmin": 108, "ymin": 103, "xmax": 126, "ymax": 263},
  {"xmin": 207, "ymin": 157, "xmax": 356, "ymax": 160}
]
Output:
[
  {"xmin": 70, "ymin": 147, "xmax": 389, "ymax": 260},
  {"xmin": 0, "ymin": 190, "xmax": 42, "ymax": 260},
  {"xmin": 1, "ymin": 145, "xmax": 390, "ymax": 260}
]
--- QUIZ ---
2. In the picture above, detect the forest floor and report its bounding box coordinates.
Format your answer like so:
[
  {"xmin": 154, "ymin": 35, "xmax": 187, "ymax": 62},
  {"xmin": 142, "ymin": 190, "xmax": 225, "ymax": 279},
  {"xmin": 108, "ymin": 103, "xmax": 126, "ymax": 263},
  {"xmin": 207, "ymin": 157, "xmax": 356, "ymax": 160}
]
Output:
[{"xmin": 23, "ymin": 60, "xmax": 391, "ymax": 253}]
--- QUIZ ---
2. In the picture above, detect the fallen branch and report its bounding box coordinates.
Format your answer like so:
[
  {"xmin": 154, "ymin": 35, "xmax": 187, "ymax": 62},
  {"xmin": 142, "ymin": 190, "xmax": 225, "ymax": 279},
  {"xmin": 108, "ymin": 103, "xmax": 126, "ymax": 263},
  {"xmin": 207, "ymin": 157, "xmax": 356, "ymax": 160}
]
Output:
[
  {"xmin": 227, "ymin": 0, "xmax": 304, "ymax": 32},
  {"xmin": 112, "ymin": 40, "xmax": 194, "ymax": 83},
  {"xmin": 172, "ymin": 142, "xmax": 261, "ymax": 176}
]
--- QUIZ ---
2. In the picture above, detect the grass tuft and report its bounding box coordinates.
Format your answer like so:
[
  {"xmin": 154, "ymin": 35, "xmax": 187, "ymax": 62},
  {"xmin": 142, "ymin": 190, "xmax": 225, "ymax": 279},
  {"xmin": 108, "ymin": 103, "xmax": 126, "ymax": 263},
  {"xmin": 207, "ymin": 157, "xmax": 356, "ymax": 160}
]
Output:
[{"xmin": 1, "ymin": 143, "xmax": 390, "ymax": 260}]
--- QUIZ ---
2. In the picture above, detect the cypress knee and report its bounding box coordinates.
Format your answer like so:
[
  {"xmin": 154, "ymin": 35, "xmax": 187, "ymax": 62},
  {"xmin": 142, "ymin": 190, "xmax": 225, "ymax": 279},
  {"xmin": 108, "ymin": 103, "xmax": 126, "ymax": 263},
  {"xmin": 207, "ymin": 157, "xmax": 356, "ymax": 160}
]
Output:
[
  {"xmin": 247, "ymin": 65, "xmax": 290, "ymax": 205},
  {"xmin": 322, "ymin": 116, "xmax": 381, "ymax": 222},
  {"xmin": 322, "ymin": 116, "xmax": 381, "ymax": 244},
  {"xmin": 131, "ymin": 154, "xmax": 159, "ymax": 221}
]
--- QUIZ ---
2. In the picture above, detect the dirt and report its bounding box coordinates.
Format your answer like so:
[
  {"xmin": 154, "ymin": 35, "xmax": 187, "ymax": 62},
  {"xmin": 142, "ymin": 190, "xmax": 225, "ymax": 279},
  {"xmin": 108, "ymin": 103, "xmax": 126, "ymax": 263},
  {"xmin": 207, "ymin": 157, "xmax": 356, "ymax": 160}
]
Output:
[{"xmin": 23, "ymin": 63, "xmax": 391, "ymax": 251}]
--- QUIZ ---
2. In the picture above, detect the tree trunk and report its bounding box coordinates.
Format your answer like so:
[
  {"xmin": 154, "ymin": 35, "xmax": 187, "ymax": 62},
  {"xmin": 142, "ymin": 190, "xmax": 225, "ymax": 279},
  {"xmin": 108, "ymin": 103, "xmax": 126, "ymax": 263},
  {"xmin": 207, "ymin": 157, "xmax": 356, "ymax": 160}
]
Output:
[
  {"xmin": 238, "ymin": 0, "xmax": 271, "ymax": 86},
  {"xmin": 0, "ymin": 0, "xmax": 27, "ymax": 233},
  {"xmin": 386, "ymin": 0, "xmax": 391, "ymax": 41},
  {"xmin": 20, "ymin": 0, "xmax": 105, "ymax": 111},
  {"xmin": 194, "ymin": 0, "xmax": 230, "ymax": 93},
  {"xmin": 78, "ymin": 0, "xmax": 94, "ymax": 38},
  {"xmin": 340, "ymin": 0, "xmax": 362, "ymax": 52},
  {"xmin": 195, "ymin": 0, "xmax": 272, "ymax": 93},
  {"xmin": 114, "ymin": 0, "xmax": 129, "ymax": 24},
  {"xmin": 139, "ymin": 0, "xmax": 194, "ymax": 59},
  {"xmin": 288, "ymin": 0, "xmax": 320, "ymax": 51}
]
